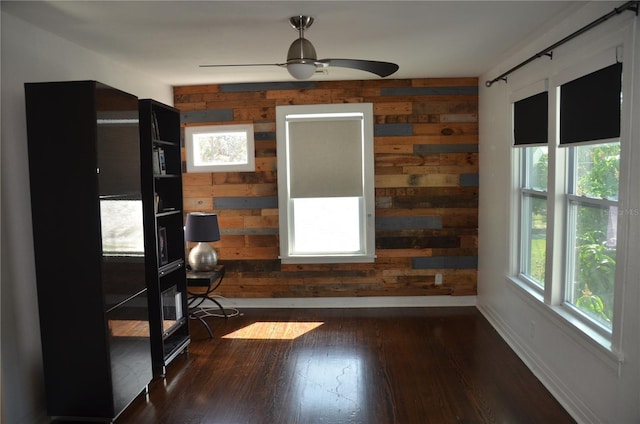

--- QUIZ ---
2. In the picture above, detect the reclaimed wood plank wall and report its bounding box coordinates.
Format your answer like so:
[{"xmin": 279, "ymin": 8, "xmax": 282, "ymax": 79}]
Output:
[{"xmin": 173, "ymin": 78, "xmax": 478, "ymax": 298}]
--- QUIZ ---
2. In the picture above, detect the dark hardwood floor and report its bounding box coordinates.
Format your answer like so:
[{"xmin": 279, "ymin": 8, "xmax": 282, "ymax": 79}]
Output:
[{"xmin": 69, "ymin": 307, "xmax": 576, "ymax": 423}]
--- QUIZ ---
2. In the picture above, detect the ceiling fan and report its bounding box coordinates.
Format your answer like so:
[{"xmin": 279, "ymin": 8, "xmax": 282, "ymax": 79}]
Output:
[{"xmin": 200, "ymin": 16, "xmax": 399, "ymax": 80}]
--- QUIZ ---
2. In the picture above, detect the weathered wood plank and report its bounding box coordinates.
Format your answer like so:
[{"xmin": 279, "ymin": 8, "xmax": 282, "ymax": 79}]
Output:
[
  {"xmin": 174, "ymin": 84, "xmax": 221, "ymax": 95},
  {"xmin": 210, "ymin": 183, "xmax": 277, "ymax": 197},
  {"xmin": 374, "ymin": 102, "xmax": 413, "ymax": 115},
  {"xmin": 266, "ymin": 89, "xmax": 333, "ymax": 102},
  {"xmin": 244, "ymin": 215, "xmax": 279, "ymax": 229},
  {"xmin": 183, "ymin": 197, "xmax": 213, "ymax": 211},
  {"xmin": 182, "ymin": 173, "xmax": 213, "ymax": 185},
  {"xmin": 376, "ymin": 248, "xmax": 433, "ymax": 258},
  {"xmin": 375, "ymin": 144, "xmax": 414, "ymax": 154},
  {"xmin": 218, "ymin": 246, "xmax": 279, "ymax": 260},
  {"xmin": 183, "ymin": 185, "xmax": 214, "ymax": 198},
  {"xmin": 375, "ymin": 174, "xmax": 460, "ymax": 188},
  {"xmin": 411, "ymin": 77, "xmax": 479, "ymax": 87},
  {"xmin": 234, "ymin": 107, "xmax": 275, "ymax": 121},
  {"xmin": 413, "ymin": 122, "xmax": 478, "ymax": 136}
]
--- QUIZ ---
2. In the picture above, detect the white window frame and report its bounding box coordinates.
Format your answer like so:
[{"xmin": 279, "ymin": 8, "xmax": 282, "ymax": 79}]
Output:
[{"xmin": 276, "ymin": 103, "xmax": 376, "ymax": 264}]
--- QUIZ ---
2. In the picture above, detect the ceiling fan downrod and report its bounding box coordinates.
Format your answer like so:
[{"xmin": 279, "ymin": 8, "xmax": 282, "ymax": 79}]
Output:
[{"xmin": 287, "ymin": 15, "xmax": 317, "ymax": 64}]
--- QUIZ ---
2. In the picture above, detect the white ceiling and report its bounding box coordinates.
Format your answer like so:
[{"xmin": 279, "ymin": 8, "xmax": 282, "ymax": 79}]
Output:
[{"xmin": 2, "ymin": 1, "xmax": 588, "ymax": 86}]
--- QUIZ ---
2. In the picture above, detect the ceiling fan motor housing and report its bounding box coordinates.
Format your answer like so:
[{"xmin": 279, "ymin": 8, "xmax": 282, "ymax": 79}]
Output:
[{"xmin": 287, "ymin": 38, "xmax": 317, "ymax": 64}]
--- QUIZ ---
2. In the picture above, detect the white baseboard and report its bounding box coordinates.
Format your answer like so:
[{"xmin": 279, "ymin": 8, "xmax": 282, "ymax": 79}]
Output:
[{"xmin": 199, "ymin": 295, "xmax": 476, "ymax": 309}]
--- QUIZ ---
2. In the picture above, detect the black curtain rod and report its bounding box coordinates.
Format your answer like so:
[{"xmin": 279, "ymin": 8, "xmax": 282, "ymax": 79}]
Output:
[{"xmin": 485, "ymin": 1, "xmax": 639, "ymax": 87}]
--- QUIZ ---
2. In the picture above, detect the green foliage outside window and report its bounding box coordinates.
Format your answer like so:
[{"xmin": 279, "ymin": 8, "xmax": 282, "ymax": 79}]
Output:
[
  {"xmin": 528, "ymin": 149, "xmax": 548, "ymax": 284},
  {"xmin": 576, "ymin": 144, "xmax": 620, "ymax": 200},
  {"xmin": 572, "ymin": 143, "xmax": 620, "ymax": 325}
]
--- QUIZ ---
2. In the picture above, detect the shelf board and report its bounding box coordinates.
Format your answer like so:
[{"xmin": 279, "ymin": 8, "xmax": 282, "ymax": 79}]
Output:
[
  {"xmin": 163, "ymin": 332, "xmax": 190, "ymax": 365},
  {"xmin": 156, "ymin": 209, "xmax": 181, "ymax": 218},
  {"xmin": 159, "ymin": 259, "xmax": 184, "ymax": 276},
  {"xmin": 153, "ymin": 138, "xmax": 179, "ymax": 147}
]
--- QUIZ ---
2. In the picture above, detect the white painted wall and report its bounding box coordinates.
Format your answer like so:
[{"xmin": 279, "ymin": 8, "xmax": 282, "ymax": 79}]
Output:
[
  {"xmin": 478, "ymin": 3, "xmax": 639, "ymax": 423},
  {"xmin": 1, "ymin": 12, "xmax": 173, "ymax": 424}
]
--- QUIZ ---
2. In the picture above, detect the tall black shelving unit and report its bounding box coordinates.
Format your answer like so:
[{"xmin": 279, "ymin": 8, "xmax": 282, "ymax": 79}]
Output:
[
  {"xmin": 24, "ymin": 80, "xmax": 152, "ymax": 422},
  {"xmin": 139, "ymin": 99, "xmax": 190, "ymax": 377}
]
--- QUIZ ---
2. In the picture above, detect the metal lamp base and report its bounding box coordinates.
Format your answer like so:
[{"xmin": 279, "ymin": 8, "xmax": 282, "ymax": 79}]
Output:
[{"xmin": 188, "ymin": 242, "xmax": 218, "ymax": 272}]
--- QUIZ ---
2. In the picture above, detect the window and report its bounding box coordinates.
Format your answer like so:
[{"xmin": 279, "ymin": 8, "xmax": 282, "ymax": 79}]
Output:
[
  {"xmin": 276, "ymin": 104, "xmax": 375, "ymax": 264},
  {"xmin": 513, "ymin": 85, "xmax": 548, "ymax": 288},
  {"xmin": 510, "ymin": 47, "xmax": 626, "ymax": 340},
  {"xmin": 559, "ymin": 62, "xmax": 622, "ymax": 332},
  {"xmin": 185, "ymin": 124, "xmax": 255, "ymax": 172}
]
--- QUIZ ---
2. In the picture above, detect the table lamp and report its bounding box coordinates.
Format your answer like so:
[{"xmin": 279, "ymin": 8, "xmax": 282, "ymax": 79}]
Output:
[{"xmin": 184, "ymin": 212, "xmax": 220, "ymax": 271}]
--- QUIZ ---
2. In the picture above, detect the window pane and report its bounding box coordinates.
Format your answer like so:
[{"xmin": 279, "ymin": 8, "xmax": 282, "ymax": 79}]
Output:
[
  {"xmin": 523, "ymin": 146, "xmax": 548, "ymax": 190},
  {"xmin": 521, "ymin": 194, "xmax": 546, "ymax": 286},
  {"xmin": 573, "ymin": 143, "xmax": 620, "ymax": 201},
  {"xmin": 567, "ymin": 202, "xmax": 616, "ymax": 328},
  {"xmin": 193, "ymin": 131, "xmax": 248, "ymax": 166},
  {"xmin": 519, "ymin": 146, "xmax": 548, "ymax": 286},
  {"xmin": 292, "ymin": 197, "xmax": 362, "ymax": 254}
]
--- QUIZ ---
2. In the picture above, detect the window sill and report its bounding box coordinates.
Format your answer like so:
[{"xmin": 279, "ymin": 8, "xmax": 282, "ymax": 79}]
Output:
[
  {"xmin": 506, "ymin": 275, "xmax": 623, "ymax": 371},
  {"xmin": 280, "ymin": 254, "xmax": 376, "ymax": 265}
]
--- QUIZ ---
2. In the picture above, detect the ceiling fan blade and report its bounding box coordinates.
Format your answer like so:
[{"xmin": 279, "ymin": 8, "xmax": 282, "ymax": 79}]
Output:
[
  {"xmin": 199, "ymin": 63, "xmax": 285, "ymax": 68},
  {"xmin": 316, "ymin": 59, "xmax": 399, "ymax": 77}
]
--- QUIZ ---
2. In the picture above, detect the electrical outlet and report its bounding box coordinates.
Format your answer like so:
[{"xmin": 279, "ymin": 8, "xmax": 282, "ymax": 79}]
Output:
[{"xmin": 435, "ymin": 273, "xmax": 443, "ymax": 286}]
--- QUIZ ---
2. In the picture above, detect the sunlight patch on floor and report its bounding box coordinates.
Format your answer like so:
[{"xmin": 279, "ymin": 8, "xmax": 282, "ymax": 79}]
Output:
[{"xmin": 221, "ymin": 321, "xmax": 324, "ymax": 340}]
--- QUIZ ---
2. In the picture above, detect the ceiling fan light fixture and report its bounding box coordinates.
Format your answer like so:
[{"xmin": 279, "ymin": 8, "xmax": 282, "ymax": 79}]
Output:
[
  {"xmin": 287, "ymin": 62, "xmax": 317, "ymax": 79},
  {"xmin": 200, "ymin": 15, "xmax": 399, "ymax": 80}
]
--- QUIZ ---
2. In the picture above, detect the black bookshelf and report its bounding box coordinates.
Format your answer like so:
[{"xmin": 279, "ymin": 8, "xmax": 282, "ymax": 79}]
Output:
[
  {"xmin": 139, "ymin": 99, "xmax": 190, "ymax": 377},
  {"xmin": 24, "ymin": 81, "xmax": 152, "ymax": 421}
]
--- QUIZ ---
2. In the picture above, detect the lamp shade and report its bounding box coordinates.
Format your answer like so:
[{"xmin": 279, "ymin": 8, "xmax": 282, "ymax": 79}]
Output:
[{"xmin": 184, "ymin": 212, "xmax": 220, "ymax": 242}]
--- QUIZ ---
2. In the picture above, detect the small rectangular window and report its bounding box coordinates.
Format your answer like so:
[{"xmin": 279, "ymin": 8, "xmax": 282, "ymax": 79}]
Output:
[{"xmin": 185, "ymin": 124, "xmax": 255, "ymax": 172}]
